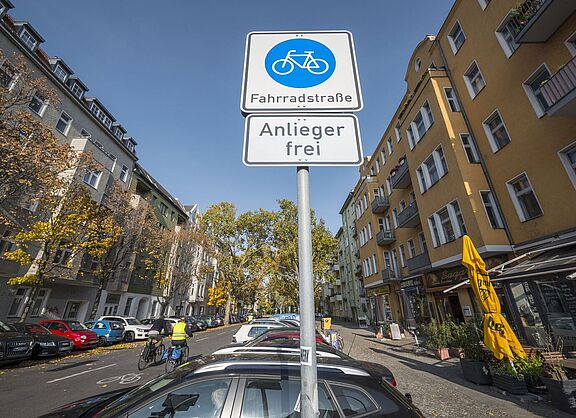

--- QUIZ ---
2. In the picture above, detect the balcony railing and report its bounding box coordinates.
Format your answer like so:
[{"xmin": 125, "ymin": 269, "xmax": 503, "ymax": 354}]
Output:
[
  {"xmin": 406, "ymin": 251, "xmax": 432, "ymax": 274},
  {"xmin": 371, "ymin": 196, "xmax": 389, "ymax": 214},
  {"xmin": 510, "ymin": 0, "xmax": 576, "ymax": 43},
  {"xmin": 376, "ymin": 229, "xmax": 395, "ymax": 246},
  {"xmin": 397, "ymin": 202, "xmax": 421, "ymax": 228},
  {"xmin": 382, "ymin": 268, "xmax": 402, "ymax": 282},
  {"xmin": 390, "ymin": 158, "xmax": 411, "ymax": 189},
  {"xmin": 541, "ymin": 55, "xmax": 576, "ymax": 117}
]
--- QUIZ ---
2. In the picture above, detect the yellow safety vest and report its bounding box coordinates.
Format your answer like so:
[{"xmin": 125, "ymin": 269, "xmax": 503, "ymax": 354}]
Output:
[{"xmin": 171, "ymin": 322, "xmax": 187, "ymax": 341}]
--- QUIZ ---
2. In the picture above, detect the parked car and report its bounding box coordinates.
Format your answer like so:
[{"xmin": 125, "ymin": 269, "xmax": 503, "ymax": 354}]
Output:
[
  {"xmin": 0, "ymin": 320, "xmax": 34, "ymax": 366},
  {"xmin": 84, "ymin": 320, "xmax": 125, "ymax": 346},
  {"xmin": 188, "ymin": 316, "xmax": 207, "ymax": 331},
  {"xmin": 167, "ymin": 317, "xmax": 199, "ymax": 333},
  {"xmin": 39, "ymin": 320, "xmax": 98, "ymax": 350},
  {"xmin": 40, "ymin": 354, "xmax": 421, "ymax": 417},
  {"xmin": 10, "ymin": 322, "xmax": 73, "ymax": 358},
  {"xmin": 232, "ymin": 323, "xmax": 284, "ymax": 344},
  {"xmin": 198, "ymin": 315, "xmax": 217, "ymax": 328},
  {"xmin": 98, "ymin": 316, "xmax": 150, "ymax": 341},
  {"xmin": 214, "ymin": 316, "xmax": 224, "ymax": 326},
  {"xmin": 250, "ymin": 318, "xmax": 298, "ymax": 327}
]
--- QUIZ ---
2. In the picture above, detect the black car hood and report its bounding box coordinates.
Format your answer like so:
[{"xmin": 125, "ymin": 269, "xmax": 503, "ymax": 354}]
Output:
[
  {"xmin": 0, "ymin": 331, "xmax": 32, "ymax": 340},
  {"xmin": 39, "ymin": 387, "xmax": 134, "ymax": 418},
  {"xmin": 33, "ymin": 333, "xmax": 71, "ymax": 343}
]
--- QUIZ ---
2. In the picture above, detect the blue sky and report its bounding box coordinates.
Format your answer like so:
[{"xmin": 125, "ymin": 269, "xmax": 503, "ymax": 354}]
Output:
[{"xmin": 13, "ymin": 0, "xmax": 454, "ymax": 232}]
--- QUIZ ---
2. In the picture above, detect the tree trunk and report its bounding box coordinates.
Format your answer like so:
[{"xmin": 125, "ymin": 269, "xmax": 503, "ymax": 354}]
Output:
[
  {"xmin": 20, "ymin": 281, "xmax": 41, "ymax": 322},
  {"xmin": 89, "ymin": 279, "xmax": 108, "ymax": 320},
  {"xmin": 224, "ymin": 294, "xmax": 232, "ymax": 325}
]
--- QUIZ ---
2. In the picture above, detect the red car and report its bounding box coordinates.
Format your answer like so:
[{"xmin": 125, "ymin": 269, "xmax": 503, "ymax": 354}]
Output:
[{"xmin": 39, "ymin": 320, "xmax": 98, "ymax": 350}]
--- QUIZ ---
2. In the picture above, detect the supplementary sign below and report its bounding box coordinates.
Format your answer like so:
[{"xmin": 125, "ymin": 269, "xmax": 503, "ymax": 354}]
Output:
[
  {"xmin": 241, "ymin": 31, "xmax": 362, "ymax": 113},
  {"xmin": 243, "ymin": 114, "xmax": 362, "ymax": 166}
]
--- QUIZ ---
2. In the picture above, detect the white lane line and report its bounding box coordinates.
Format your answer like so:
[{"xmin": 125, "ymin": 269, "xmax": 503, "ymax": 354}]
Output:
[
  {"xmin": 46, "ymin": 363, "xmax": 117, "ymax": 384},
  {"xmin": 196, "ymin": 337, "xmax": 209, "ymax": 342},
  {"xmin": 216, "ymin": 332, "xmax": 227, "ymax": 335}
]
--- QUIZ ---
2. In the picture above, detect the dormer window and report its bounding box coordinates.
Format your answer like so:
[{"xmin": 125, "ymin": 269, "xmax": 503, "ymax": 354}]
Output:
[
  {"xmin": 53, "ymin": 64, "xmax": 69, "ymax": 83},
  {"xmin": 114, "ymin": 128, "xmax": 123, "ymax": 140},
  {"xmin": 126, "ymin": 141, "xmax": 135, "ymax": 153},
  {"xmin": 19, "ymin": 28, "xmax": 38, "ymax": 50},
  {"xmin": 70, "ymin": 82, "xmax": 84, "ymax": 99},
  {"xmin": 89, "ymin": 102, "xmax": 113, "ymax": 129}
]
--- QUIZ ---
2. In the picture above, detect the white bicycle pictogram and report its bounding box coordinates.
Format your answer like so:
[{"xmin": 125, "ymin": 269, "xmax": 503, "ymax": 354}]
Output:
[
  {"xmin": 96, "ymin": 373, "xmax": 142, "ymax": 385},
  {"xmin": 272, "ymin": 50, "xmax": 329, "ymax": 76}
]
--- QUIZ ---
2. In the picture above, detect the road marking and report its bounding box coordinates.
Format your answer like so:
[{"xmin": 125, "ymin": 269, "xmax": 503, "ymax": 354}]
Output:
[
  {"xmin": 196, "ymin": 337, "xmax": 209, "ymax": 342},
  {"xmin": 97, "ymin": 373, "xmax": 142, "ymax": 385},
  {"xmin": 217, "ymin": 332, "xmax": 227, "ymax": 335},
  {"xmin": 46, "ymin": 363, "xmax": 117, "ymax": 384}
]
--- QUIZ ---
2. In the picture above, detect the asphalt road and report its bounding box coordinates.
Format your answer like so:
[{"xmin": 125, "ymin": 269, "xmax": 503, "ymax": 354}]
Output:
[{"xmin": 0, "ymin": 324, "xmax": 241, "ymax": 418}]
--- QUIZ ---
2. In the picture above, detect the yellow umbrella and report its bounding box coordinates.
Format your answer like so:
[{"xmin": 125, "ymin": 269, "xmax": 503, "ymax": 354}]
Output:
[{"xmin": 461, "ymin": 235, "xmax": 525, "ymax": 360}]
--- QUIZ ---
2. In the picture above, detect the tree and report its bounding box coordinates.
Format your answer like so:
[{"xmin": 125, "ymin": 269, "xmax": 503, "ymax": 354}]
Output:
[
  {"xmin": 201, "ymin": 202, "xmax": 274, "ymax": 324},
  {"xmin": 5, "ymin": 184, "xmax": 104, "ymax": 320},
  {"xmin": 0, "ymin": 51, "xmax": 74, "ymax": 222},
  {"xmin": 268, "ymin": 199, "xmax": 338, "ymax": 308}
]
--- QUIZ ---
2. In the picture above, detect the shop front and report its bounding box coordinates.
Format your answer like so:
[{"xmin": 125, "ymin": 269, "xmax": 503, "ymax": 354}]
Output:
[
  {"xmin": 366, "ymin": 284, "xmax": 403, "ymax": 325},
  {"xmin": 398, "ymin": 276, "xmax": 430, "ymax": 329}
]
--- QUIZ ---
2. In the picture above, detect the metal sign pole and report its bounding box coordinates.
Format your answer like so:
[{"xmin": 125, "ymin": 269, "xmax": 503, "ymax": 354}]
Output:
[{"xmin": 297, "ymin": 166, "xmax": 319, "ymax": 417}]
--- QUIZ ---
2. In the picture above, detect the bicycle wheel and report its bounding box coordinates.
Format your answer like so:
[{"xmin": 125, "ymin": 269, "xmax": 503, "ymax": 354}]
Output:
[
  {"xmin": 180, "ymin": 346, "xmax": 189, "ymax": 363},
  {"xmin": 154, "ymin": 343, "xmax": 165, "ymax": 364},
  {"xmin": 337, "ymin": 335, "xmax": 344, "ymax": 351},
  {"xmin": 307, "ymin": 58, "xmax": 329, "ymax": 75},
  {"xmin": 272, "ymin": 59, "xmax": 294, "ymax": 75},
  {"xmin": 138, "ymin": 346, "xmax": 150, "ymax": 371}
]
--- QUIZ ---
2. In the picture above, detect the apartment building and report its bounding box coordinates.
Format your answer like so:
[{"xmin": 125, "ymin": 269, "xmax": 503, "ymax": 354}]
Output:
[
  {"xmin": 0, "ymin": 2, "xmax": 139, "ymax": 321},
  {"xmin": 346, "ymin": 0, "xmax": 576, "ymax": 347}
]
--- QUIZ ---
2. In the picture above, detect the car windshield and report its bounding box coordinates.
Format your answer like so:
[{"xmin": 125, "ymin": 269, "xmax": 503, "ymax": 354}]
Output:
[
  {"xmin": 68, "ymin": 321, "xmax": 87, "ymax": 331},
  {"xmin": 126, "ymin": 318, "xmax": 142, "ymax": 325},
  {"xmin": 0, "ymin": 320, "xmax": 15, "ymax": 332}
]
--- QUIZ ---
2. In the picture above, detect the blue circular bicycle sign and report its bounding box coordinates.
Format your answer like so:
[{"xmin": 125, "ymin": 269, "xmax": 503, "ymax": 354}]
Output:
[{"xmin": 265, "ymin": 38, "xmax": 336, "ymax": 88}]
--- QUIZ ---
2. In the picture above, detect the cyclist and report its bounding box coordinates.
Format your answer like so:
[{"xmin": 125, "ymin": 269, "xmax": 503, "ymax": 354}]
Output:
[
  {"xmin": 149, "ymin": 315, "xmax": 171, "ymax": 344},
  {"xmin": 170, "ymin": 316, "xmax": 193, "ymax": 349}
]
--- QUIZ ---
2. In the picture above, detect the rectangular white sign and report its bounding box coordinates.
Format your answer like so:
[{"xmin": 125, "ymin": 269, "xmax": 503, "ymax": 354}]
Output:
[
  {"xmin": 241, "ymin": 31, "xmax": 362, "ymax": 113},
  {"xmin": 243, "ymin": 114, "xmax": 362, "ymax": 166}
]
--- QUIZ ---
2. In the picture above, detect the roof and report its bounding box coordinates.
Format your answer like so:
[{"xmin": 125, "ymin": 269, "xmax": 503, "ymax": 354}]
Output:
[
  {"xmin": 66, "ymin": 74, "xmax": 89, "ymax": 91},
  {"xmin": 134, "ymin": 163, "xmax": 188, "ymax": 218},
  {"xmin": 13, "ymin": 20, "xmax": 44, "ymax": 42},
  {"xmin": 48, "ymin": 56, "xmax": 73, "ymax": 74},
  {"xmin": 338, "ymin": 191, "xmax": 354, "ymax": 214},
  {"xmin": 84, "ymin": 97, "xmax": 116, "ymax": 121}
]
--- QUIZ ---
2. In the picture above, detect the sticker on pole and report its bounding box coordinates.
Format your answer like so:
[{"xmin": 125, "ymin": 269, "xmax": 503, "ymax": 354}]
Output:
[
  {"xmin": 243, "ymin": 114, "xmax": 362, "ymax": 166},
  {"xmin": 241, "ymin": 31, "xmax": 362, "ymax": 113},
  {"xmin": 300, "ymin": 346, "xmax": 312, "ymax": 366}
]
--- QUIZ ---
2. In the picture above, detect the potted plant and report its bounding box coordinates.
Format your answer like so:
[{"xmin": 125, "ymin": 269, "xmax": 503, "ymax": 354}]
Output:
[
  {"xmin": 490, "ymin": 360, "xmax": 528, "ymax": 395},
  {"xmin": 540, "ymin": 336, "xmax": 576, "ymax": 414},
  {"xmin": 515, "ymin": 355, "xmax": 544, "ymax": 394},
  {"xmin": 447, "ymin": 320, "xmax": 465, "ymax": 359},
  {"xmin": 421, "ymin": 320, "xmax": 449, "ymax": 360},
  {"xmin": 457, "ymin": 320, "xmax": 492, "ymax": 385}
]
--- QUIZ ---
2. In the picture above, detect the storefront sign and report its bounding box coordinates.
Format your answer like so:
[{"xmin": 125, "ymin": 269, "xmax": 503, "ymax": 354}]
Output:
[
  {"xmin": 427, "ymin": 257, "xmax": 507, "ymax": 288},
  {"xmin": 400, "ymin": 277, "xmax": 423, "ymax": 289},
  {"xmin": 367, "ymin": 285, "xmax": 391, "ymax": 297}
]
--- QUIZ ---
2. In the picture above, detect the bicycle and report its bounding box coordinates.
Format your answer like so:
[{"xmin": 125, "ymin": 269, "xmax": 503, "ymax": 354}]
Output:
[
  {"xmin": 137, "ymin": 335, "xmax": 166, "ymax": 371},
  {"xmin": 272, "ymin": 50, "xmax": 329, "ymax": 76},
  {"xmin": 164, "ymin": 343, "xmax": 189, "ymax": 373}
]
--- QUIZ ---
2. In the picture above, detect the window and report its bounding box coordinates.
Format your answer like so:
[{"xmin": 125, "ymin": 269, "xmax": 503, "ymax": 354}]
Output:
[
  {"xmin": 53, "ymin": 64, "xmax": 68, "ymax": 83},
  {"xmin": 0, "ymin": 230, "xmax": 15, "ymax": 257},
  {"xmin": 375, "ymin": 158, "xmax": 380, "ymax": 173},
  {"xmin": 383, "ymin": 251, "xmax": 392, "ymax": 271},
  {"xmin": 387, "ymin": 137, "xmax": 393, "ymax": 155},
  {"xmin": 414, "ymin": 57, "xmax": 422, "ymax": 72},
  {"xmin": 448, "ymin": 21, "xmax": 466, "ymax": 54},
  {"xmin": 372, "ymin": 254, "xmax": 378, "ymax": 272},
  {"xmin": 0, "ymin": 61, "xmax": 17, "ymax": 89},
  {"xmin": 19, "ymin": 28, "xmax": 37, "ymax": 50},
  {"xmin": 478, "ymin": 0, "xmax": 491, "ymax": 10},
  {"xmin": 369, "ymin": 165, "xmax": 375, "ymax": 176},
  {"xmin": 392, "ymin": 208, "xmax": 399, "ymax": 229},
  {"xmin": 507, "ymin": 173, "xmax": 543, "ymax": 222},
  {"xmin": 559, "ymin": 143, "xmax": 576, "ymax": 190},
  {"xmin": 126, "ymin": 140, "xmax": 135, "ymax": 153},
  {"xmin": 131, "ymin": 379, "xmax": 233, "ymax": 418},
  {"xmin": 8, "ymin": 288, "xmax": 29, "ymax": 317},
  {"xmin": 480, "ymin": 191, "xmax": 504, "ymax": 228},
  {"xmin": 417, "ymin": 145, "xmax": 448, "ymax": 193},
  {"xmin": 407, "ymin": 239, "xmax": 416, "ymax": 258},
  {"xmin": 428, "ymin": 201, "xmax": 467, "ymax": 247},
  {"xmin": 385, "ymin": 176, "xmax": 392, "ymax": 195},
  {"xmin": 444, "ymin": 87, "xmax": 460, "ymax": 112},
  {"xmin": 367, "ymin": 222, "xmax": 373, "ymax": 240},
  {"xmin": 496, "ymin": 14, "xmax": 519, "ymax": 58},
  {"xmin": 120, "ymin": 165, "xmax": 129, "ymax": 182},
  {"xmin": 460, "ymin": 134, "xmax": 480, "ymax": 163},
  {"xmin": 331, "ymin": 384, "xmax": 382, "ymax": 416},
  {"xmin": 70, "ymin": 82, "xmax": 84, "ymax": 99},
  {"xmin": 29, "ymin": 93, "xmax": 47, "ymax": 116},
  {"xmin": 30, "ymin": 289, "xmax": 48, "ymax": 317},
  {"xmin": 83, "ymin": 170, "xmax": 101, "ymax": 189},
  {"xmin": 407, "ymin": 101, "xmax": 434, "ymax": 149},
  {"xmin": 463, "ymin": 61, "xmax": 486, "ymax": 99},
  {"xmin": 566, "ymin": 31, "xmax": 576, "ymax": 56},
  {"xmin": 394, "ymin": 122, "xmax": 402, "ymax": 142},
  {"xmin": 399, "ymin": 245, "xmax": 406, "ymax": 267},
  {"xmin": 53, "ymin": 245, "xmax": 73, "ymax": 266},
  {"xmin": 89, "ymin": 103, "xmax": 113, "ymax": 129},
  {"xmin": 483, "ymin": 110, "xmax": 511, "ymax": 152},
  {"xmin": 419, "ymin": 232, "xmax": 428, "ymax": 253},
  {"xmin": 55, "ymin": 112, "xmax": 72, "ymax": 135},
  {"xmin": 80, "ymin": 129, "xmax": 91, "ymax": 138},
  {"xmin": 523, "ymin": 65, "xmax": 551, "ymax": 117},
  {"xmin": 399, "ymin": 200, "xmax": 406, "ymax": 211},
  {"xmin": 159, "ymin": 202, "xmax": 169, "ymax": 216},
  {"xmin": 114, "ymin": 127, "xmax": 124, "ymax": 140}
]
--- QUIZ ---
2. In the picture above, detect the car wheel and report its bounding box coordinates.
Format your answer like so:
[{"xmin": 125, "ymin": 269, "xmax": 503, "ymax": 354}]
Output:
[
  {"xmin": 125, "ymin": 331, "xmax": 135, "ymax": 342},
  {"xmin": 98, "ymin": 336, "xmax": 107, "ymax": 347}
]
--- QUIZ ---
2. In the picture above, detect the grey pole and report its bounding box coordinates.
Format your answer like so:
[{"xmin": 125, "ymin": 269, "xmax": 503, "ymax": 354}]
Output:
[{"xmin": 297, "ymin": 166, "xmax": 319, "ymax": 417}]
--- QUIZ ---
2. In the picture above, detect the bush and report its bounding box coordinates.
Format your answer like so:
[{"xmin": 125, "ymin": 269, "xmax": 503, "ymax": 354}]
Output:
[
  {"xmin": 454, "ymin": 319, "xmax": 485, "ymax": 361},
  {"xmin": 421, "ymin": 320, "xmax": 450, "ymax": 350}
]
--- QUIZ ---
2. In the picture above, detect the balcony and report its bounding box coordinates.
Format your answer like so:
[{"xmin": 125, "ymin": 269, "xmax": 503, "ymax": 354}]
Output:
[
  {"xmin": 335, "ymin": 279, "xmax": 342, "ymax": 286},
  {"xmin": 406, "ymin": 251, "xmax": 432, "ymax": 274},
  {"xmin": 351, "ymin": 224, "xmax": 357, "ymax": 238},
  {"xmin": 397, "ymin": 202, "xmax": 421, "ymax": 228},
  {"xmin": 336, "ymin": 294, "xmax": 343, "ymax": 302},
  {"xmin": 390, "ymin": 158, "xmax": 411, "ymax": 189},
  {"xmin": 371, "ymin": 196, "xmax": 389, "ymax": 214},
  {"xmin": 376, "ymin": 229, "xmax": 395, "ymax": 246},
  {"xmin": 511, "ymin": 0, "xmax": 576, "ymax": 43},
  {"xmin": 541, "ymin": 55, "xmax": 576, "ymax": 117},
  {"xmin": 381, "ymin": 268, "xmax": 402, "ymax": 282}
]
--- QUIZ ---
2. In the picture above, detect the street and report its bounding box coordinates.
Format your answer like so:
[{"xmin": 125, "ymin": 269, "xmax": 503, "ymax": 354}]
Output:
[{"xmin": 0, "ymin": 325, "xmax": 241, "ymax": 418}]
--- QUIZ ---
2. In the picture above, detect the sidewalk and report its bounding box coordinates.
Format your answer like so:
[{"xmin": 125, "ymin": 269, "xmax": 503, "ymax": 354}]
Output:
[{"xmin": 331, "ymin": 321, "xmax": 569, "ymax": 418}]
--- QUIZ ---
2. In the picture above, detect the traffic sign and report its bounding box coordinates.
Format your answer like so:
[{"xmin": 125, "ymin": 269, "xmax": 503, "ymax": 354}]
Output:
[
  {"xmin": 243, "ymin": 114, "xmax": 362, "ymax": 166},
  {"xmin": 241, "ymin": 31, "xmax": 362, "ymax": 113}
]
